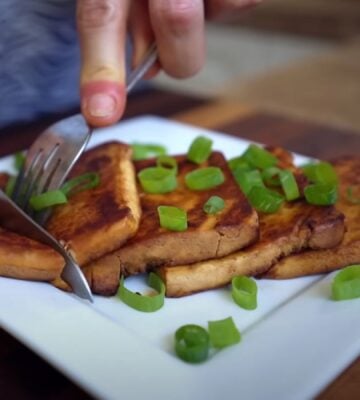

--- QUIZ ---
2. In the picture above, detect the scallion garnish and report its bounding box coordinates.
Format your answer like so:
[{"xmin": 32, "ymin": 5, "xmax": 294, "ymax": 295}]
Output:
[
  {"xmin": 228, "ymin": 155, "xmax": 251, "ymax": 172},
  {"xmin": 233, "ymin": 169, "xmax": 263, "ymax": 195},
  {"xmin": 14, "ymin": 152, "xmax": 25, "ymax": 171},
  {"xmin": 29, "ymin": 190, "xmax": 68, "ymax": 211},
  {"xmin": 261, "ymin": 167, "xmax": 281, "ymax": 186},
  {"xmin": 247, "ymin": 186, "xmax": 284, "ymax": 213},
  {"xmin": 131, "ymin": 143, "xmax": 167, "ymax": 161},
  {"xmin": 60, "ymin": 172, "xmax": 100, "ymax": 196},
  {"xmin": 279, "ymin": 170, "xmax": 300, "ymax": 201},
  {"xmin": 231, "ymin": 276, "xmax": 258, "ymax": 310},
  {"xmin": 118, "ymin": 273, "xmax": 165, "ymax": 312},
  {"xmin": 208, "ymin": 317, "xmax": 241, "ymax": 349},
  {"xmin": 203, "ymin": 196, "xmax": 225, "ymax": 215},
  {"xmin": 158, "ymin": 206, "xmax": 188, "ymax": 231},
  {"xmin": 175, "ymin": 324, "xmax": 210, "ymax": 363},
  {"xmin": 5, "ymin": 176, "xmax": 16, "ymax": 197},
  {"xmin": 242, "ymin": 144, "xmax": 278, "ymax": 170},
  {"xmin": 156, "ymin": 155, "xmax": 178, "ymax": 174},
  {"xmin": 185, "ymin": 167, "xmax": 225, "ymax": 191},
  {"xmin": 138, "ymin": 167, "xmax": 177, "ymax": 194},
  {"xmin": 302, "ymin": 162, "xmax": 338, "ymax": 186},
  {"xmin": 187, "ymin": 136, "xmax": 213, "ymax": 164},
  {"xmin": 332, "ymin": 265, "xmax": 360, "ymax": 301},
  {"xmin": 346, "ymin": 186, "xmax": 360, "ymax": 205},
  {"xmin": 304, "ymin": 183, "xmax": 338, "ymax": 205}
]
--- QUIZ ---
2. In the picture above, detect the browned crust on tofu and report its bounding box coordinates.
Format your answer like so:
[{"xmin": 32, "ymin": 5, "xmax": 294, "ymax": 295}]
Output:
[
  {"xmin": 262, "ymin": 156, "xmax": 360, "ymax": 279},
  {"xmin": 82, "ymin": 253, "xmax": 121, "ymax": 296},
  {"xmin": 46, "ymin": 142, "xmax": 141, "ymax": 266},
  {"xmin": 158, "ymin": 201, "xmax": 345, "ymax": 297},
  {"xmin": 115, "ymin": 151, "xmax": 259, "ymax": 275},
  {"xmin": 0, "ymin": 227, "xmax": 64, "ymax": 281}
]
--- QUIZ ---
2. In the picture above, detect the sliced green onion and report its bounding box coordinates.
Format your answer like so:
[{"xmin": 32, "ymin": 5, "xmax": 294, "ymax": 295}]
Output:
[
  {"xmin": 187, "ymin": 136, "xmax": 213, "ymax": 164},
  {"xmin": 14, "ymin": 152, "xmax": 25, "ymax": 171},
  {"xmin": 118, "ymin": 272, "xmax": 165, "ymax": 312},
  {"xmin": 185, "ymin": 167, "xmax": 225, "ymax": 191},
  {"xmin": 279, "ymin": 170, "xmax": 300, "ymax": 201},
  {"xmin": 233, "ymin": 169, "xmax": 263, "ymax": 195},
  {"xmin": 261, "ymin": 167, "xmax": 281, "ymax": 186},
  {"xmin": 138, "ymin": 167, "xmax": 177, "ymax": 194},
  {"xmin": 304, "ymin": 183, "xmax": 338, "ymax": 205},
  {"xmin": 29, "ymin": 190, "xmax": 68, "ymax": 211},
  {"xmin": 346, "ymin": 186, "xmax": 360, "ymax": 205},
  {"xmin": 247, "ymin": 186, "xmax": 284, "ymax": 213},
  {"xmin": 158, "ymin": 206, "xmax": 187, "ymax": 231},
  {"xmin": 232, "ymin": 276, "xmax": 258, "ymax": 310},
  {"xmin": 5, "ymin": 176, "xmax": 16, "ymax": 197},
  {"xmin": 332, "ymin": 265, "xmax": 360, "ymax": 301},
  {"xmin": 242, "ymin": 144, "xmax": 278, "ymax": 169},
  {"xmin": 175, "ymin": 324, "xmax": 210, "ymax": 363},
  {"xmin": 132, "ymin": 143, "xmax": 167, "ymax": 161},
  {"xmin": 228, "ymin": 155, "xmax": 251, "ymax": 172},
  {"xmin": 302, "ymin": 162, "xmax": 338, "ymax": 186},
  {"xmin": 203, "ymin": 196, "xmax": 225, "ymax": 215},
  {"xmin": 60, "ymin": 172, "xmax": 100, "ymax": 197},
  {"xmin": 208, "ymin": 317, "xmax": 241, "ymax": 349},
  {"xmin": 156, "ymin": 155, "xmax": 178, "ymax": 174}
]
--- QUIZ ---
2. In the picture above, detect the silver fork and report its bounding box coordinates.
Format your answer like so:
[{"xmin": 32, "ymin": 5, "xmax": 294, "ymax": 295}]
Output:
[{"xmin": 3, "ymin": 44, "xmax": 158, "ymax": 301}]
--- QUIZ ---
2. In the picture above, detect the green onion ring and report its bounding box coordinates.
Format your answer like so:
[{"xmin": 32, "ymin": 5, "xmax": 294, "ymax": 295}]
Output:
[
  {"xmin": 158, "ymin": 206, "xmax": 188, "ymax": 231},
  {"xmin": 302, "ymin": 162, "xmax": 338, "ymax": 186},
  {"xmin": 261, "ymin": 167, "xmax": 282, "ymax": 186},
  {"xmin": 304, "ymin": 183, "xmax": 338, "ymax": 205},
  {"xmin": 29, "ymin": 190, "xmax": 68, "ymax": 211},
  {"xmin": 247, "ymin": 186, "xmax": 284, "ymax": 213},
  {"xmin": 131, "ymin": 143, "xmax": 167, "ymax": 161},
  {"xmin": 332, "ymin": 265, "xmax": 360, "ymax": 301},
  {"xmin": 203, "ymin": 196, "xmax": 225, "ymax": 214},
  {"xmin": 228, "ymin": 155, "xmax": 251, "ymax": 172},
  {"xmin": 187, "ymin": 136, "xmax": 213, "ymax": 164},
  {"xmin": 185, "ymin": 167, "xmax": 225, "ymax": 191},
  {"xmin": 118, "ymin": 273, "xmax": 165, "ymax": 312},
  {"xmin": 14, "ymin": 152, "xmax": 25, "ymax": 171},
  {"xmin": 233, "ymin": 169, "xmax": 264, "ymax": 195},
  {"xmin": 279, "ymin": 170, "xmax": 300, "ymax": 201},
  {"xmin": 242, "ymin": 144, "xmax": 278, "ymax": 169},
  {"xmin": 156, "ymin": 155, "xmax": 178, "ymax": 174},
  {"xmin": 138, "ymin": 167, "xmax": 177, "ymax": 194},
  {"xmin": 175, "ymin": 324, "xmax": 210, "ymax": 363},
  {"xmin": 5, "ymin": 176, "xmax": 16, "ymax": 197},
  {"xmin": 60, "ymin": 172, "xmax": 100, "ymax": 196},
  {"xmin": 208, "ymin": 317, "xmax": 241, "ymax": 349},
  {"xmin": 231, "ymin": 276, "xmax": 258, "ymax": 310}
]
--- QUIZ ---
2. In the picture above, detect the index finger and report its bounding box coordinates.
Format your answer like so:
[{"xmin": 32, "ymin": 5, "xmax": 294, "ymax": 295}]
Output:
[{"xmin": 77, "ymin": 0, "xmax": 130, "ymax": 126}]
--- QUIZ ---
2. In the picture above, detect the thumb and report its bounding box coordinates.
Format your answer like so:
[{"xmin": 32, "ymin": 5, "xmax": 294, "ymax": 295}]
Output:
[{"xmin": 77, "ymin": 0, "xmax": 130, "ymax": 127}]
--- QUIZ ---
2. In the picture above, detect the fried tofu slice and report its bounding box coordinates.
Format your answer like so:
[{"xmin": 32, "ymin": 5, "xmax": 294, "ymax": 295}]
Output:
[
  {"xmin": 262, "ymin": 156, "xmax": 360, "ymax": 279},
  {"xmin": 156, "ymin": 149, "xmax": 346, "ymax": 297},
  {"xmin": 113, "ymin": 151, "xmax": 259, "ymax": 276},
  {"xmin": 0, "ymin": 227, "xmax": 64, "ymax": 281},
  {"xmin": 46, "ymin": 141, "xmax": 141, "ymax": 266}
]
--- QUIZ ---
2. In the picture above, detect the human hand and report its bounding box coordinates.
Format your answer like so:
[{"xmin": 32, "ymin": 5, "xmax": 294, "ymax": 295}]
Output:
[{"xmin": 77, "ymin": 0, "xmax": 261, "ymax": 127}]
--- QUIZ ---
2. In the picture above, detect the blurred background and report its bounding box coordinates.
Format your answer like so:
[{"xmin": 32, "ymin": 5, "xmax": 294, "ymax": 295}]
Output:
[{"xmin": 153, "ymin": 0, "xmax": 360, "ymax": 133}]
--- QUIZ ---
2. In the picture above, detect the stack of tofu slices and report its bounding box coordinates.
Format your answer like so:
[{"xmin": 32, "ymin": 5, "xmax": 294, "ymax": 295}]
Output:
[{"xmin": 0, "ymin": 137, "xmax": 359, "ymax": 297}]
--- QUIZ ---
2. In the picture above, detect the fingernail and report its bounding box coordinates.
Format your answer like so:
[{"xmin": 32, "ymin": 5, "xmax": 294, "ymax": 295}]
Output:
[{"xmin": 87, "ymin": 93, "xmax": 117, "ymax": 118}]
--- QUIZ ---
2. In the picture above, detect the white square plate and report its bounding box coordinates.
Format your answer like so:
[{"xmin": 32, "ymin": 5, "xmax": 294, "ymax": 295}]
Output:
[{"xmin": 0, "ymin": 116, "xmax": 359, "ymax": 400}]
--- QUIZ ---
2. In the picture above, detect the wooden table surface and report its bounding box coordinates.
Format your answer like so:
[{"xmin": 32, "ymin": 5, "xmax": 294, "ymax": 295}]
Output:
[{"xmin": 0, "ymin": 89, "xmax": 359, "ymax": 399}]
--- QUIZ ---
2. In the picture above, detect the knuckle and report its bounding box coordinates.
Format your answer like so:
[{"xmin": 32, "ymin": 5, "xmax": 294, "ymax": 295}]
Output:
[
  {"xmin": 77, "ymin": 0, "xmax": 118, "ymax": 29},
  {"xmin": 155, "ymin": 0, "xmax": 200, "ymax": 31}
]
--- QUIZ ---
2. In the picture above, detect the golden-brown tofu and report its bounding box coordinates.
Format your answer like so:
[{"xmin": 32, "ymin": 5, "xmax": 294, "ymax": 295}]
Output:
[
  {"xmin": 0, "ymin": 227, "xmax": 64, "ymax": 281},
  {"xmin": 115, "ymin": 151, "xmax": 259, "ymax": 275},
  {"xmin": 263, "ymin": 156, "xmax": 360, "ymax": 279},
  {"xmin": 46, "ymin": 141, "xmax": 141, "ymax": 266}
]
